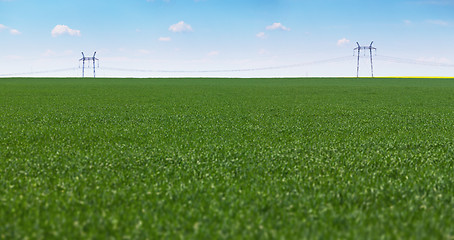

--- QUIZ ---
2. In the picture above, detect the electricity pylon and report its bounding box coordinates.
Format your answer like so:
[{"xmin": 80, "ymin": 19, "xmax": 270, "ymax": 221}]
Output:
[
  {"xmin": 354, "ymin": 42, "xmax": 376, "ymax": 78},
  {"xmin": 79, "ymin": 52, "xmax": 99, "ymax": 78}
]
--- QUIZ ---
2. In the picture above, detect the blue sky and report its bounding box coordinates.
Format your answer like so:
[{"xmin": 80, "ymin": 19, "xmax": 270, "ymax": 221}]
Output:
[{"xmin": 1, "ymin": 0, "xmax": 453, "ymax": 77}]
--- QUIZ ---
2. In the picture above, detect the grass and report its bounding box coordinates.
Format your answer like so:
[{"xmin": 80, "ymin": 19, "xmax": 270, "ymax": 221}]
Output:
[{"xmin": 0, "ymin": 77, "xmax": 453, "ymax": 239}]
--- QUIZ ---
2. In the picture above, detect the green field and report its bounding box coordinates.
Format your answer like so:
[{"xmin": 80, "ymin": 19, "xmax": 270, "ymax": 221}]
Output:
[{"xmin": 1, "ymin": 77, "xmax": 453, "ymax": 239}]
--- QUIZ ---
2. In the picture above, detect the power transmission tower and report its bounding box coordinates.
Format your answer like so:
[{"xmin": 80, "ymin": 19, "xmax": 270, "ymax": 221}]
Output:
[
  {"xmin": 354, "ymin": 41, "xmax": 376, "ymax": 78},
  {"xmin": 79, "ymin": 52, "xmax": 99, "ymax": 78}
]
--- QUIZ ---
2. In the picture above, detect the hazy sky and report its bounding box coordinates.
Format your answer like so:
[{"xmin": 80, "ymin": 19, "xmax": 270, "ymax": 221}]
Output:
[{"xmin": 1, "ymin": 0, "xmax": 453, "ymax": 77}]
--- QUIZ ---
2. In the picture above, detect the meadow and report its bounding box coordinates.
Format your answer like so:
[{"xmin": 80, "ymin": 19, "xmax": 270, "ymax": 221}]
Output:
[{"xmin": 0, "ymin": 77, "xmax": 453, "ymax": 239}]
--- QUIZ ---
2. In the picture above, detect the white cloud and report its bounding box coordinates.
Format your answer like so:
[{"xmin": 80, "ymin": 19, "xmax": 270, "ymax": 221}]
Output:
[
  {"xmin": 426, "ymin": 19, "xmax": 449, "ymax": 26},
  {"xmin": 51, "ymin": 25, "xmax": 81, "ymax": 37},
  {"xmin": 266, "ymin": 23, "xmax": 290, "ymax": 31},
  {"xmin": 6, "ymin": 55, "xmax": 23, "ymax": 60},
  {"xmin": 10, "ymin": 29, "xmax": 20, "ymax": 35},
  {"xmin": 138, "ymin": 49, "xmax": 152, "ymax": 55},
  {"xmin": 0, "ymin": 24, "xmax": 21, "ymax": 35},
  {"xmin": 42, "ymin": 49, "xmax": 56, "ymax": 57},
  {"xmin": 258, "ymin": 49, "xmax": 269, "ymax": 55},
  {"xmin": 404, "ymin": 20, "xmax": 412, "ymax": 25},
  {"xmin": 207, "ymin": 50, "xmax": 219, "ymax": 56},
  {"xmin": 169, "ymin": 21, "xmax": 193, "ymax": 33},
  {"xmin": 256, "ymin": 32, "xmax": 266, "ymax": 39},
  {"xmin": 337, "ymin": 38, "xmax": 350, "ymax": 46},
  {"xmin": 158, "ymin": 37, "xmax": 172, "ymax": 42}
]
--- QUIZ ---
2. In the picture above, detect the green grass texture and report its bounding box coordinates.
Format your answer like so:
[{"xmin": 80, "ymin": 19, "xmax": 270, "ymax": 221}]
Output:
[{"xmin": 1, "ymin": 78, "xmax": 453, "ymax": 239}]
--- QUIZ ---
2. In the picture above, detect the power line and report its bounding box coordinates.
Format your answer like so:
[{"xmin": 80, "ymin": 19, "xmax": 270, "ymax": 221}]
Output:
[
  {"xmin": 1, "ymin": 54, "xmax": 452, "ymax": 77},
  {"xmin": 0, "ymin": 68, "xmax": 77, "ymax": 77},
  {"xmin": 376, "ymin": 55, "xmax": 454, "ymax": 68},
  {"xmin": 0, "ymin": 56, "xmax": 352, "ymax": 77},
  {"xmin": 102, "ymin": 56, "xmax": 353, "ymax": 74}
]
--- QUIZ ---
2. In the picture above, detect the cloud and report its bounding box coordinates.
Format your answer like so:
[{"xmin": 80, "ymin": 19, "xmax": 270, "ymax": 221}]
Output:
[
  {"xmin": 6, "ymin": 55, "xmax": 23, "ymax": 60},
  {"xmin": 0, "ymin": 24, "xmax": 21, "ymax": 35},
  {"xmin": 169, "ymin": 21, "xmax": 193, "ymax": 33},
  {"xmin": 158, "ymin": 37, "xmax": 172, "ymax": 42},
  {"xmin": 337, "ymin": 38, "xmax": 350, "ymax": 46},
  {"xmin": 404, "ymin": 20, "xmax": 412, "ymax": 25},
  {"xmin": 207, "ymin": 50, "xmax": 219, "ymax": 56},
  {"xmin": 266, "ymin": 23, "xmax": 290, "ymax": 31},
  {"xmin": 137, "ymin": 49, "xmax": 152, "ymax": 55},
  {"xmin": 51, "ymin": 25, "xmax": 81, "ymax": 37},
  {"xmin": 256, "ymin": 32, "xmax": 266, "ymax": 39},
  {"xmin": 426, "ymin": 19, "xmax": 449, "ymax": 26},
  {"xmin": 42, "ymin": 49, "xmax": 57, "ymax": 57},
  {"xmin": 258, "ymin": 49, "xmax": 269, "ymax": 55},
  {"xmin": 10, "ymin": 29, "xmax": 21, "ymax": 35}
]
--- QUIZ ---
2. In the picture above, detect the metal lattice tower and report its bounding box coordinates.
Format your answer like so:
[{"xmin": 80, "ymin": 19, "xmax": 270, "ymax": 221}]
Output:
[
  {"xmin": 354, "ymin": 41, "xmax": 377, "ymax": 78},
  {"xmin": 79, "ymin": 52, "xmax": 99, "ymax": 78}
]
